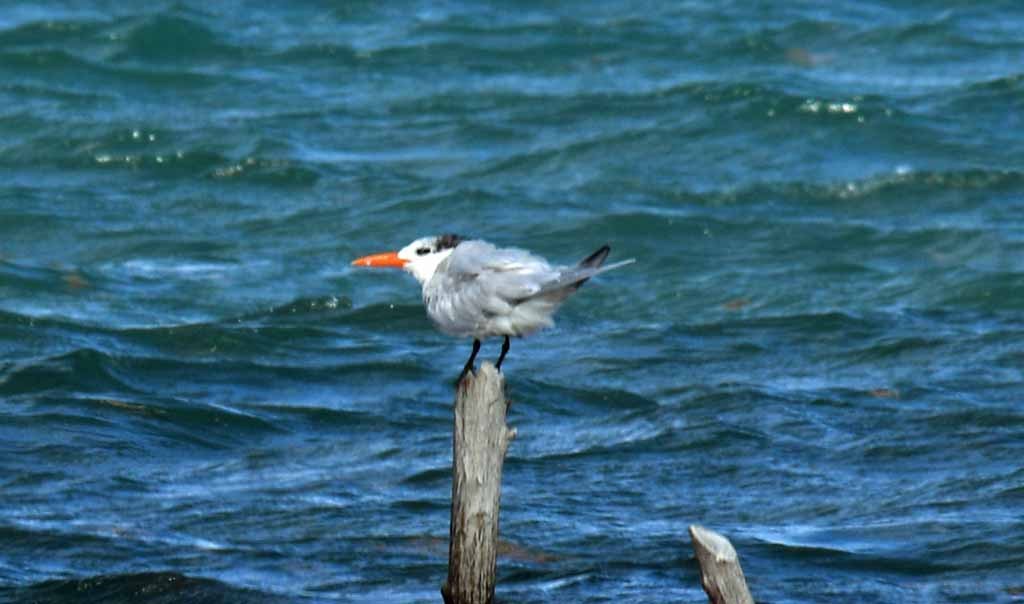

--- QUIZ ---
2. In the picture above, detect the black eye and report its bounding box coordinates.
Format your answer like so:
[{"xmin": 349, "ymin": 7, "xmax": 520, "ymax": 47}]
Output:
[{"xmin": 416, "ymin": 247, "xmax": 431, "ymax": 256}]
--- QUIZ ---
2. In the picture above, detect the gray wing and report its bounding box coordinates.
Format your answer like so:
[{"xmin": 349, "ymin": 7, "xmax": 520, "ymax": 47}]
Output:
[
  {"xmin": 444, "ymin": 241, "xmax": 635, "ymax": 303},
  {"xmin": 424, "ymin": 241, "xmax": 559, "ymax": 336},
  {"xmin": 425, "ymin": 240, "xmax": 635, "ymax": 337},
  {"xmin": 442, "ymin": 240, "xmax": 556, "ymax": 302}
]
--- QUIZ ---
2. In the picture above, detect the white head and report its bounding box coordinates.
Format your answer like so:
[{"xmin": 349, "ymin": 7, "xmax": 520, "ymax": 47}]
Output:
[
  {"xmin": 352, "ymin": 234, "xmax": 464, "ymax": 285},
  {"xmin": 396, "ymin": 234, "xmax": 463, "ymax": 283}
]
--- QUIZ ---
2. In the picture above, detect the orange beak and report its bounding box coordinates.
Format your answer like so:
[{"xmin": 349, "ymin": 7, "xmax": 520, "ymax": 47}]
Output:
[{"xmin": 351, "ymin": 251, "xmax": 407, "ymax": 268}]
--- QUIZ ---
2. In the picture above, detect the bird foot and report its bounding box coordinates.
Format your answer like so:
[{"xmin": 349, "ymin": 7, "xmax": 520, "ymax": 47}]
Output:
[
  {"xmin": 454, "ymin": 367, "xmax": 474, "ymax": 389},
  {"xmin": 455, "ymin": 338, "xmax": 481, "ymax": 388}
]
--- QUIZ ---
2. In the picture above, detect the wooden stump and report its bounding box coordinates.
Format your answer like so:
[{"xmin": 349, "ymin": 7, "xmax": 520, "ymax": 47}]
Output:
[
  {"xmin": 441, "ymin": 363, "xmax": 516, "ymax": 604},
  {"xmin": 689, "ymin": 525, "xmax": 755, "ymax": 604}
]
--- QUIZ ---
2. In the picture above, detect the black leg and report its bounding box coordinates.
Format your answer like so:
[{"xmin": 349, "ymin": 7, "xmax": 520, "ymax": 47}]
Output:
[
  {"xmin": 456, "ymin": 339, "xmax": 482, "ymax": 384},
  {"xmin": 495, "ymin": 335, "xmax": 511, "ymax": 371}
]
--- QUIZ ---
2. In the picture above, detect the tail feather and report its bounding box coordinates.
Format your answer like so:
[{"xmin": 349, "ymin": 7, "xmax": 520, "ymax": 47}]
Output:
[
  {"xmin": 579, "ymin": 244, "xmax": 611, "ymax": 269},
  {"xmin": 593, "ymin": 258, "xmax": 636, "ymax": 273},
  {"xmin": 526, "ymin": 245, "xmax": 635, "ymax": 299}
]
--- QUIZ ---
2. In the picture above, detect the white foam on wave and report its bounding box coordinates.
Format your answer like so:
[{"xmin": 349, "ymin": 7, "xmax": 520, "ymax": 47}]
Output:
[
  {"xmin": 9, "ymin": 515, "xmax": 230, "ymax": 552},
  {"xmin": 514, "ymin": 413, "xmax": 683, "ymax": 460},
  {"xmin": 118, "ymin": 259, "xmax": 233, "ymax": 279}
]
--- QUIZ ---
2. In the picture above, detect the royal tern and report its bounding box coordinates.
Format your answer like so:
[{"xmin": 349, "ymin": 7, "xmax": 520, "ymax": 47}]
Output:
[{"xmin": 352, "ymin": 234, "xmax": 635, "ymax": 382}]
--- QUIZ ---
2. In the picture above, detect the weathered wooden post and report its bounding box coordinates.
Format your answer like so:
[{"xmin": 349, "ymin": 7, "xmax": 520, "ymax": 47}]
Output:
[
  {"xmin": 441, "ymin": 363, "xmax": 516, "ymax": 604},
  {"xmin": 688, "ymin": 525, "xmax": 755, "ymax": 604}
]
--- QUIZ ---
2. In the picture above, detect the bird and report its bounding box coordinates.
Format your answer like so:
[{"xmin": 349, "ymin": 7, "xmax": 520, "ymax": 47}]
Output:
[{"xmin": 351, "ymin": 235, "xmax": 634, "ymax": 383}]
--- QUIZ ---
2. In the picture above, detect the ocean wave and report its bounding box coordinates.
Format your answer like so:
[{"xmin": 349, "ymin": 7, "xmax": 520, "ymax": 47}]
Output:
[
  {"xmin": 0, "ymin": 299, "xmax": 398, "ymax": 374},
  {"xmin": 2, "ymin": 571, "xmax": 285, "ymax": 604},
  {"xmin": 0, "ymin": 17, "xmax": 107, "ymax": 47},
  {"xmin": 616, "ymin": 167, "xmax": 1024, "ymax": 212},
  {"xmin": 750, "ymin": 532, "xmax": 956, "ymax": 576},
  {"xmin": 0, "ymin": 348, "xmax": 133, "ymax": 397},
  {"xmin": 0, "ymin": 48, "xmax": 224, "ymax": 89},
  {"xmin": 341, "ymin": 301, "xmax": 434, "ymax": 332},
  {"xmin": 717, "ymin": 168, "xmax": 1024, "ymax": 205},
  {"xmin": 509, "ymin": 400, "xmax": 683, "ymax": 462},
  {"xmin": 0, "ymin": 81, "xmax": 115, "ymax": 103},
  {"xmin": 0, "ymin": 121, "xmax": 319, "ymax": 184},
  {"xmin": 239, "ymin": 294, "xmax": 353, "ymax": 321},
  {"xmin": 244, "ymin": 402, "xmax": 380, "ymax": 429},
  {"xmin": 937, "ymin": 271, "xmax": 1024, "ymax": 313},
  {"xmin": 270, "ymin": 42, "xmax": 361, "ymax": 64},
  {"xmin": 0, "ymin": 260, "xmax": 78, "ymax": 293},
  {"xmin": 19, "ymin": 391, "xmax": 286, "ymax": 451},
  {"xmin": 54, "ymin": 134, "xmax": 318, "ymax": 185},
  {"xmin": 920, "ymin": 407, "xmax": 1024, "ymax": 431},
  {"xmin": 964, "ymin": 71, "xmax": 1024, "ymax": 93},
  {"xmin": 108, "ymin": 15, "xmax": 243, "ymax": 63},
  {"xmin": 851, "ymin": 16, "xmax": 1022, "ymax": 52}
]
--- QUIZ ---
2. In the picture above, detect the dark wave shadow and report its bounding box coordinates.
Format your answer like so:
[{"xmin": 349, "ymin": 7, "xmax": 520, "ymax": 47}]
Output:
[{"xmin": 2, "ymin": 572, "xmax": 289, "ymax": 604}]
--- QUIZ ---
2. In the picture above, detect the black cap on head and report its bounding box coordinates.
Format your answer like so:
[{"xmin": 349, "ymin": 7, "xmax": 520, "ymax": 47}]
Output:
[{"xmin": 436, "ymin": 233, "xmax": 463, "ymax": 250}]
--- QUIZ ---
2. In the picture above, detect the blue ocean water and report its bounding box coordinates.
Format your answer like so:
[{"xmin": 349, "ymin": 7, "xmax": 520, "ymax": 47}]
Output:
[{"xmin": 1, "ymin": 2, "xmax": 1023, "ymax": 602}]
